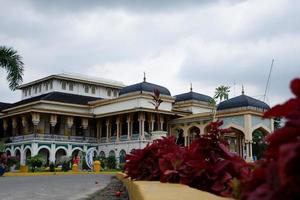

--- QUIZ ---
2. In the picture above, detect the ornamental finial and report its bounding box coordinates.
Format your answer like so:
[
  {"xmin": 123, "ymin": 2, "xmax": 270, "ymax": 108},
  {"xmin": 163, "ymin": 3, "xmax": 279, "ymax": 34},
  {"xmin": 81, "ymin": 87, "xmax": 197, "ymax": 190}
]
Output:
[
  {"xmin": 242, "ymin": 85, "xmax": 245, "ymax": 95},
  {"xmin": 143, "ymin": 72, "xmax": 146, "ymax": 82},
  {"xmin": 190, "ymin": 83, "xmax": 193, "ymax": 92}
]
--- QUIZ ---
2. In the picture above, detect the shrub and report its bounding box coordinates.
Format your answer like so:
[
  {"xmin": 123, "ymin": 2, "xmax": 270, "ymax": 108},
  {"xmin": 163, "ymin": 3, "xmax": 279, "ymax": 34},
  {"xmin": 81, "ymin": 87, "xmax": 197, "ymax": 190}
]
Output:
[
  {"xmin": 0, "ymin": 152, "xmax": 7, "ymax": 176},
  {"xmin": 125, "ymin": 122, "xmax": 250, "ymax": 197},
  {"xmin": 182, "ymin": 121, "xmax": 250, "ymax": 197},
  {"xmin": 240, "ymin": 78, "xmax": 300, "ymax": 200},
  {"xmin": 106, "ymin": 155, "xmax": 116, "ymax": 169},
  {"xmin": 0, "ymin": 152, "xmax": 7, "ymax": 166},
  {"xmin": 27, "ymin": 155, "xmax": 44, "ymax": 172},
  {"xmin": 118, "ymin": 162, "xmax": 125, "ymax": 171},
  {"xmin": 125, "ymin": 136, "xmax": 180, "ymax": 181},
  {"xmin": 7, "ymin": 156, "xmax": 19, "ymax": 169},
  {"xmin": 99, "ymin": 157, "xmax": 106, "ymax": 170},
  {"xmin": 49, "ymin": 162, "xmax": 55, "ymax": 172},
  {"xmin": 58, "ymin": 156, "xmax": 71, "ymax": 172}
]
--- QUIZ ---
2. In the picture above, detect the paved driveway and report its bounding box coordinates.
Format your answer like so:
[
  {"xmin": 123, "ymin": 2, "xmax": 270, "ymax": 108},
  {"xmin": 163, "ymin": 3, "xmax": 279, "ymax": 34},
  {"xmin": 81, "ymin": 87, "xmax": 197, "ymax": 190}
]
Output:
[{"xmin": 0, "ymin": 174, "xmax": 113, "ymax": 200}]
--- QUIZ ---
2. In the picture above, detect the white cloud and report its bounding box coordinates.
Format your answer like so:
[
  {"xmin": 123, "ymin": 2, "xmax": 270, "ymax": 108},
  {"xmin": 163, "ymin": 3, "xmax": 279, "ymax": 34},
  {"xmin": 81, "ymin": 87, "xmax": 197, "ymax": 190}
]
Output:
[{"xmin": 0, "ymin": 0, "xmax": 299, "ymax": 106}]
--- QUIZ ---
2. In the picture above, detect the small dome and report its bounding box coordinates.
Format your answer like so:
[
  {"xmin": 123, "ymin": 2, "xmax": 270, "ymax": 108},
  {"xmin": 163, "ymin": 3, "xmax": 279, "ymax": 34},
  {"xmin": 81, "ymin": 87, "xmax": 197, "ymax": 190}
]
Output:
[
  {"xmin": 175, "ymin": 91, "xmax": 213, "ymax": 103},
  {"xmin": 119, "ymin": 81, "xmax": 171, "ymax": 96},
  {"xmin": 217, "ymin": 94, "xmax": 270, "ymax": 110}
]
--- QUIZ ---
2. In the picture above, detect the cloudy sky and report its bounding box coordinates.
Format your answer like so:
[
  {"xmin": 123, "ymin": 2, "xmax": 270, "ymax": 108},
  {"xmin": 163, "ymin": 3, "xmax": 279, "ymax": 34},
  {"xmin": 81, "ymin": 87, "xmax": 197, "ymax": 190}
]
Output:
[{"xmin": 0, "ymin": 0, "xmax": 299, "ymax": 106}]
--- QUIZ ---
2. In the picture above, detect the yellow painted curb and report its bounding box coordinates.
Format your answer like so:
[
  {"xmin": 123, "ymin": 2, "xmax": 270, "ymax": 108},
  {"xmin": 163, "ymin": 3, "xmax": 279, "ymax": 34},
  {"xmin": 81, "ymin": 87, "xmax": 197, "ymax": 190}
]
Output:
[
  {"xmin": 4, "ymin": 171, "xmax": 118, "ymax": 177},
  {"xmin": 116, "ymin": 173, "xmax": 231, "ymax": 200}
]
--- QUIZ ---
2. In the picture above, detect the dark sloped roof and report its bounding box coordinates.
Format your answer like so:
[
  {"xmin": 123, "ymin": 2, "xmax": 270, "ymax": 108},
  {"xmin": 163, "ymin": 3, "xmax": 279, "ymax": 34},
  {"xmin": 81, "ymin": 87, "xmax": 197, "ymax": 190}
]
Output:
[
  {"xmin": 174, "ymin": 91, "xmax": 213, "ymax": 103},
  {"xmin": 217, "ymin": 94, "xmax": 270, "ymax": 110},
  {"xmin": 4, "ymin": 92, "xmax": 102, "ymax": 110},
  {"xmin": 0, "ymin": 102, "xmax": 11, "ymax": 111},
  {"xmin": 119, "ymin": 81, "xmax": 171, "ymax": 96}
]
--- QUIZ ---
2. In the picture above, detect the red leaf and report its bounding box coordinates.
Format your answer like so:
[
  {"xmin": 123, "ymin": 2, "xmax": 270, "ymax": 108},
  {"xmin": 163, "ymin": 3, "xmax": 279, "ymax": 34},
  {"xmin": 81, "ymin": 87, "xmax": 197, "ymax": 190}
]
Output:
[{"xmin": 290, "ymin": 78, "xmax": 300, "ymax": 97}]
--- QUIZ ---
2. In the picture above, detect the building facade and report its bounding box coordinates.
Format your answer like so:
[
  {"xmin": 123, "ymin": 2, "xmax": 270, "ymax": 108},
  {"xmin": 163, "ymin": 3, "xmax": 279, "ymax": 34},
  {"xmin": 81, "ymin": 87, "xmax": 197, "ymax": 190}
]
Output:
[{"xmin": 0, "ymin": 74, "xmax": 273, "ymax": 166}]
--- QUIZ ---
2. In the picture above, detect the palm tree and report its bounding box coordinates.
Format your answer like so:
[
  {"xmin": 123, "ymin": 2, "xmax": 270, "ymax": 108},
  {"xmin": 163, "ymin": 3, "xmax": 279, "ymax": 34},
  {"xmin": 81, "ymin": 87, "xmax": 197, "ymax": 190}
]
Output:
[
  {"xmin": 151, "ymin": 88, "xmax": 163, "ymax": 131},
  {"xmin": 214, "ymin": 85, "xmax": 230, "ymax": 103},
  {"xmin": 0, "ymin": 46, "xmax": 24, "ymax": 90}
]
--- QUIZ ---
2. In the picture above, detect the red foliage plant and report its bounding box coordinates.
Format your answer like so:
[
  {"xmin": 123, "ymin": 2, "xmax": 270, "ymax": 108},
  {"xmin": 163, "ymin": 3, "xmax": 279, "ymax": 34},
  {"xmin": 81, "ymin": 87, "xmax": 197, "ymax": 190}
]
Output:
[
  {"xmin": 125, "ymin": 136, "xmax": 180, "ymax": 181},
  {"xmin": 125, "ymin": 121, "xmax": 250, "ymax": 197},
  {"xmin": 183, "ymin": 121, "xmax": 250, "ymax": 197},
  {"xmin": 0, "ymin": 152, "xmax": 7, "ymax": 166},
  {"xmin": 241, "ymin": 78, "xmax": 300, "ymax": 200}
]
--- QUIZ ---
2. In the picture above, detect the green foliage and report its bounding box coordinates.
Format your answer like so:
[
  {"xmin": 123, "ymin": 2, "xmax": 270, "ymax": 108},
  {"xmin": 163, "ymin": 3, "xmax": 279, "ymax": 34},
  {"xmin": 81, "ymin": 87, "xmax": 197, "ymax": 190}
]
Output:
[
  {"xmin": 118, "ymin": 162, "xmax": 125, "ymax": 171},
  {"xmin": 106, "ymin": 155, "xmax": 116, "ymax": 169},
  {"xmin": 100, "ymin": 157, "xmax": 107, "ymax": 170},
  {"xmin": 49, "ymin": 162, "xmax": 55, "ymax": 172},
  {"xmin": 214, "ymin": 85, "xmax": 230, "ymax": 102},
  {"xmin": 7, "ymin": 156, "xmax": 19, "ymax": 168},
  {"xmin": 252, "ymin": 130, "xmax": 267, "ymax": 160},
  {"xmin": 0, "ymin": 142, "xmax": 5, "ymax": 152},
  {"xmin": 57, "ymin": 156, "xmax": 72, "ymax": 172},
  {"xmin": 27, "ymin": 155, "xmax": 44, "ymax": 172},
  {"xmin": 0, "ymin": 46, "xmax": 24, "ymax": 90}
]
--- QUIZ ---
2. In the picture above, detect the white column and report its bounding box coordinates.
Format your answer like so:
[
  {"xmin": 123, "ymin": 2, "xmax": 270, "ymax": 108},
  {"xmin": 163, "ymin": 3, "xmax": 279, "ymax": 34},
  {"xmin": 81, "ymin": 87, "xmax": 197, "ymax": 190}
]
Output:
[
  {"xmin": 67, "ymin": 144, "xmax": 72, "ymax": 157},
  {"xmin": 160, "ymin": 115, "xmax": 164, "ymax": 131},
  {"xmin": 21, "ymin": 115, "xmax": 28, "ymax": 134},
  {"xmin": 249, "ymin": 141, "xmax": 253, "ymax": 161},
  {"xmin": 97, "ymin": 120, "xmax": 102, "ymax": 142},
  {"xmin": 138, "ymin": 112, "xmax": 145, "ymax": 140},
  {"xmin": 116, "ymin": 116, "xmax": 120, "ymax": 142},
  {"xmin": 66, "ymin": 116, "xmax": 73, "ymax": 136},
  {"xmin": 20, "ymin": 145, "xmax": 25, "ymax": 165},
  {"xmin": 31, "ymin": 142, "xmax": 38, "ymax": 156},
  {"xmin": 50, "ymin": 114, "xmax": 57, "ymax": 135},
  {"xmin": 127, "ymin": 115, "xmax": 132, "ymax": 140},
  {"xmin": 66, "ymin": 116, "xmax": 74, "ymax": 129},
  {"xmin": 183, "ymin": 127, "xmax": 188, "ymax": 146},
  {"xmin": 150, "ymin": 113, "xmax": 155, "ymax": 132},
  {"xmin": 31, "ymin": 113, "xmax": 40, "ymax": 136},
  {"xmin": 3, "ymin": 119, "xmax": 8, "ymax": 136},
  {"xmin": 245, "ymin": 140, "xmax": 250, "ymax": 161},
  {"xmin": 81, "ymin": 118, "xmax": 89, "ymax": 139},
  {"xmin": 12, "ymin": 117, "xmax": 17, "ymax": 136},
  {"xmin": 50, "ymin": 143, "xmax": 56, "ymax": 163},
  {"xmin": 106, "ymin": 119, "xmax": 111, "ymax": 142}
]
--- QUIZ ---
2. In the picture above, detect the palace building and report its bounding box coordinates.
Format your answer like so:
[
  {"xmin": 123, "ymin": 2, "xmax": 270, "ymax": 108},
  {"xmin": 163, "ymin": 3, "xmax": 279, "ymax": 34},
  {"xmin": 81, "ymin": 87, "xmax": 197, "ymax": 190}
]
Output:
[{"xmin": 0, "ymin": 73, "xmax": 273, "ymax": 166}]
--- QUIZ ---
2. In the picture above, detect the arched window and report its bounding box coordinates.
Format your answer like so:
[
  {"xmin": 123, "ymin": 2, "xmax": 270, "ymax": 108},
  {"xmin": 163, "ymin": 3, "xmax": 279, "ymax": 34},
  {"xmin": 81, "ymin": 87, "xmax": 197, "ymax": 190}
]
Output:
[{"xmin": 119, "ymin": 150, "xmax": 126, "ymax": 164}]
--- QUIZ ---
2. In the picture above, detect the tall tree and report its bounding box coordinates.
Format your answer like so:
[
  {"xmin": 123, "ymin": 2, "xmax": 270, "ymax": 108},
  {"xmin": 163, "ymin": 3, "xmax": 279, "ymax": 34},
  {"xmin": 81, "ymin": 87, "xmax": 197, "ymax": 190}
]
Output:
[
  {"xmin": 151, "ymin": 88, "xmax": 163, "ymax": 131},
  {"xmin": 214, "ymin": 85, "xmax": 230, "ymax": 102},
  {"xmin": 0, "ymin": 46, "xmax": 24, "ymax": 90}
]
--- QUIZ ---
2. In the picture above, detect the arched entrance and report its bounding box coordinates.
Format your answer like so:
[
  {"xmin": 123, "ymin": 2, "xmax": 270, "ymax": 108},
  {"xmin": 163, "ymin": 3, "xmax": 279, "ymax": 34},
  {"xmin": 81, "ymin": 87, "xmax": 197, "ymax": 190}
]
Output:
[
  {"xmin": 99, "ymin": 151, "xmax": 106, "ymax": 159},
  {"xmin": 119, "ymin": 150, "xmax": 126, "ymax": 164},
  {"xmin": 224, "ymin": 128, "xmax": 245, "ymax": 157},
  {"xmin": 14, "ymin": 149, "xmax": 21, "ymax": 169},
  {"xmin": 188, "ymin": 126, "xmax": 201, "ymax": 146},
  {"xmin": 252, "ymin": 127, "xmax": 269, "ymax": 160},
  {"xmin": 38, "ymin": 148, "xmax": 50, "ymax": 166},
  {"xmin": 24, "ymin": 148, "xmax": 31, "ymax": 165},
  {"xmin": 174, "ymin": 128, "xmax": 184, "ymax": 146},
  {"xmin": 109, "ymin": 150, "xmax": 115, "ymax": 157},
  {"xmin": 55, "ymin": 149, "xmax": 67, "ymax": 165}
]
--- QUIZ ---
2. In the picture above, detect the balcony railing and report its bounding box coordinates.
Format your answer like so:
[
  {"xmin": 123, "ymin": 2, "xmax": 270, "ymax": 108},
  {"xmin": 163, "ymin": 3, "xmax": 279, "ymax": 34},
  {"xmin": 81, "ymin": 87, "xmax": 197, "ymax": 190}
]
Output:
[
  {"xmin": 7, "ymin": 131, "xmax": 165, "ymax": 144},
  {"xmin": 9, "ymin": 134, "xmax": 98, "ymax": 143}
]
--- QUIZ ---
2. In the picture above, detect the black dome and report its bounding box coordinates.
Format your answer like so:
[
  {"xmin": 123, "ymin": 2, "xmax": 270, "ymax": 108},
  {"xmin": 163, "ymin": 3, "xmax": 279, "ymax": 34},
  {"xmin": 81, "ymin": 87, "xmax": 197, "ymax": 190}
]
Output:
[
  {"xmin": 119, "ymin": 81, "xmax": 171, "ymax": 96},
  {"xmin": 175, "ymin": 91, "xmax": 213, "ymax": 103},
  {"xmin": 217, "ymin": 94, "xmax": 270, "ymax": 110}
]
